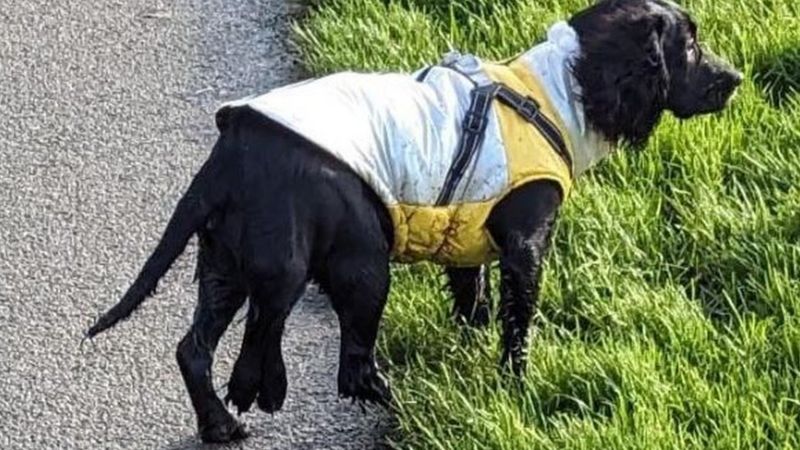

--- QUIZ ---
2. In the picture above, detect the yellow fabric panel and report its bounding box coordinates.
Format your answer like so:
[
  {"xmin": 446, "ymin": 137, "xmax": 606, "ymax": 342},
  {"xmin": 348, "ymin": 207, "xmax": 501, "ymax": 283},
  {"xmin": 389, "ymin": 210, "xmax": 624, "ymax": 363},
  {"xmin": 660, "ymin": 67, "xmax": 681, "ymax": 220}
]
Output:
[
  {"xmin": 388, "ymin": 59, "xmax": 574, "ymax": 266},
  {"xmin": 388, "ymin": 202, "xmax": 498, "ymax": 267},
  {"xmin": 481, "ymin": 61, "xmax": 573, "ymax": 196}
]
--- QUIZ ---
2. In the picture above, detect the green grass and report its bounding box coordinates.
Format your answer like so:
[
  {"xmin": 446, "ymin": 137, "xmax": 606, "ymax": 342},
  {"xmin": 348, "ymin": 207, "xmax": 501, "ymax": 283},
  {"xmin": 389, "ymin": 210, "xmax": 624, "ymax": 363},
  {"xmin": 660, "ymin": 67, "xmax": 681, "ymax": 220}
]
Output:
[{"xmin": 293, "ymin": 1, "xmax": 800, "ymax": 448}]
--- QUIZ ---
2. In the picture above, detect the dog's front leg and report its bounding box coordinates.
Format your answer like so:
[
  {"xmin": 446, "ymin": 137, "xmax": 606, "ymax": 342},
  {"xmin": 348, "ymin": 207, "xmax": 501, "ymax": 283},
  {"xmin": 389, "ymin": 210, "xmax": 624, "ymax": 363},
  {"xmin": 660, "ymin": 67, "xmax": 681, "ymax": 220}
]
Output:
[
  {"xmin": 487, "ymin": 182, "xmax": 561, "ymax": 377},
  {"xmin": 496, "ymin": 230, "xmax": 554, "ymax": 376}
]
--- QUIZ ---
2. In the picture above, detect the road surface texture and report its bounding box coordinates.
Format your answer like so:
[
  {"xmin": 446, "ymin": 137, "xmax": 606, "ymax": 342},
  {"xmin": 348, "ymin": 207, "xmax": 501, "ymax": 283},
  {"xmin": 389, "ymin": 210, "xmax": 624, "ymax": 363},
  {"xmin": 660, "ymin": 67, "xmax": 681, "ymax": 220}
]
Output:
[{"xmin": 0, "ymin": 0, "xmax": 391, "ymax": 448}]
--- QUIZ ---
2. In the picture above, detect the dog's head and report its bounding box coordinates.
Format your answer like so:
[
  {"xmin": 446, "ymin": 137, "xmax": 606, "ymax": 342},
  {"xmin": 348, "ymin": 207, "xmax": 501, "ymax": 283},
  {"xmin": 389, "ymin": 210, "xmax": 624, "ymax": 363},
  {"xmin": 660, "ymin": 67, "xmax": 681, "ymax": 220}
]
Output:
[{"xmin": 568, "ymin": 0, "xmax": 742, "ymax": 147}]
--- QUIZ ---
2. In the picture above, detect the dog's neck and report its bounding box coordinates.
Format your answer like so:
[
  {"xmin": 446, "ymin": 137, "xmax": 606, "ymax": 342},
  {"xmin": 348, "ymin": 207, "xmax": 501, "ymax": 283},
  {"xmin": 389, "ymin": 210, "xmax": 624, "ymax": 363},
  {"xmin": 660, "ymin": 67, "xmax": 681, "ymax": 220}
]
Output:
[{"xmin": 514, "ymin": 21, "xmax": 614, "ymax": 176}]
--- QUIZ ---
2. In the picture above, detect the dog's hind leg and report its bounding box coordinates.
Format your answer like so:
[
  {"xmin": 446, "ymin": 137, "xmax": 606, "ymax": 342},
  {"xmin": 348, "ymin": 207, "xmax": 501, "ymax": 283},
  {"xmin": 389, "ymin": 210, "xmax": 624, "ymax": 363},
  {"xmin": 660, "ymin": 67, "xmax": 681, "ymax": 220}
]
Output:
[
  {"xmin": 322, "ymin": 250, "xmax": 392, "ymax": 405},
  {"xmin": 176, "ymin": 241, "xmax": 247, "ymax": 443},
  {"xmin": 446, "ymin": 265, "xmax": 493, "ymax": 328},
  {"xmin": 226, "ymin": 263, "xmax": 307, "ymax": 415},
  {"xmin": 254, "ymin": 297, "xmax": 295, "ymax": 414}
]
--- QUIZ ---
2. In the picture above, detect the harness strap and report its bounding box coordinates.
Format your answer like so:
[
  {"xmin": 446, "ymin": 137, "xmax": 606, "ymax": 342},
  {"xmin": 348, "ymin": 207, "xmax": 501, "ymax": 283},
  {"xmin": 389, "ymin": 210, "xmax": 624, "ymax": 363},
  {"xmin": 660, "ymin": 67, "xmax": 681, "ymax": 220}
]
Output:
[
  {"xmin": 435, "ymin": 83, "xmax": 501, "ymax": 206},
  {"xmin": 416, "ymin": 62, "xmax": 479, "ymax": 87},
  {"xmin": 494, "ymin": 85, "xmax": 573, "ymax": 174},
  {"xmin": 418, "ymin": 63, "xmax": 573, "ymax": 205},
  {"xmin": 415, "ymin": 66, "xmax": 434, "ymax": 82},
  {"xmin": 436, "ymin": 80, "xmax": 573, "ymax": 206}
]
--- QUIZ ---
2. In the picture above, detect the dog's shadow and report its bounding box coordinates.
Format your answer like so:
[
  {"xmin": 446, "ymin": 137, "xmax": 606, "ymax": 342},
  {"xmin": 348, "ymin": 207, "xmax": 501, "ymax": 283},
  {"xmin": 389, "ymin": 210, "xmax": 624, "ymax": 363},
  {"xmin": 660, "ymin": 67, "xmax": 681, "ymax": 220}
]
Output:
[{"xmin": 752, "ymin": 45, "xmax": 800, "ymax": 108}]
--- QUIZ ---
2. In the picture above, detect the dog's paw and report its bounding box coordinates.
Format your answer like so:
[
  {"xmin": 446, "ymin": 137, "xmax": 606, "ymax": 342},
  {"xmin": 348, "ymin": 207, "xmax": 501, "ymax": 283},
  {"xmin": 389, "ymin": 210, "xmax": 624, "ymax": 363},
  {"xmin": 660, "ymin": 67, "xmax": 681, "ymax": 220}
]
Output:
[
  {"xmin": 199, "ymin": 411, "xmax": 248, "ymax": 443},
  {"xmin": 225, "ymin": 364, "xmax": 260, "ymax": 415},
  {"xmin": 257, "ymin": 363, "xmax": 287, "ymax": 414},
  {"xmin": 338, "ymin": 362, "xmax": 392, "ymax": 407}
]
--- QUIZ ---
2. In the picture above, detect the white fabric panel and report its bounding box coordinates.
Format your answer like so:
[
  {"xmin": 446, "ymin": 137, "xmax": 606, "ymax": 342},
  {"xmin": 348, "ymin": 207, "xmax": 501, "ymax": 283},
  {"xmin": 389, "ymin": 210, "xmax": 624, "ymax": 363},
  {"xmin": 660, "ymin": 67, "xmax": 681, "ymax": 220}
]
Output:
[
  {"xmin": 516, "ymin": 21, "xmax": 613, "ymax": 176},
  {"xmin": 224, "ymin": 67, "xmax": 508, "ymax": 206}
]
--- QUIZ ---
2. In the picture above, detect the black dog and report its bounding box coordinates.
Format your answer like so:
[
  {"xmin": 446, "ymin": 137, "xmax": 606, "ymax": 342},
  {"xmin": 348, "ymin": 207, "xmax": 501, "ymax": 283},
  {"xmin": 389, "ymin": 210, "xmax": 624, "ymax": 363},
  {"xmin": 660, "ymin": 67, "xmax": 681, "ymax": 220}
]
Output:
[{"xmin": 87, "ymin": 0, "xmax": 741, "ymax": 443}]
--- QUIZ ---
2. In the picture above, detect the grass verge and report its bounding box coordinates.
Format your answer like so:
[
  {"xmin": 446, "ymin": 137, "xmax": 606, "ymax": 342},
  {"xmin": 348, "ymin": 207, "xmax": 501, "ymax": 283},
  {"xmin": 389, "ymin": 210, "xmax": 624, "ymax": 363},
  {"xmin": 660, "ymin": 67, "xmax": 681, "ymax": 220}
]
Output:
[{"xmin": 294, "ymin": 1, "xmax": 800, "ymax": 448}]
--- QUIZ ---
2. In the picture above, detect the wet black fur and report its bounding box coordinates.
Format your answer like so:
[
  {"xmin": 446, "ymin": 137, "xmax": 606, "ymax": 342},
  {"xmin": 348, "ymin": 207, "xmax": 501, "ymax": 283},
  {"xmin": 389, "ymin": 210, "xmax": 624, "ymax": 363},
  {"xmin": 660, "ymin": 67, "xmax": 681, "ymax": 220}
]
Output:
[
  {"xmin": 86, "ymin": 0, "xmax": 740, "ymax": 443},
  {"xmin": 569, "ymin": 0, "xmax": 742, "ymax": 147}
]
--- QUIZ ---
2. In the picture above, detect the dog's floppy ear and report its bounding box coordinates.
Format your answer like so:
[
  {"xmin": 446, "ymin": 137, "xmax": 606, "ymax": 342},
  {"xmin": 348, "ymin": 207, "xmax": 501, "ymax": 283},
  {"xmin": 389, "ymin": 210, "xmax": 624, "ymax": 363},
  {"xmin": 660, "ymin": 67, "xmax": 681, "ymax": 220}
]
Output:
[
  {"xmin": 570, "ymin": 10, "xmax": 671, "ymax": 147},
  {"xmin": 645, "ymin": 15, "xmax": 670, "ymax": 83}
]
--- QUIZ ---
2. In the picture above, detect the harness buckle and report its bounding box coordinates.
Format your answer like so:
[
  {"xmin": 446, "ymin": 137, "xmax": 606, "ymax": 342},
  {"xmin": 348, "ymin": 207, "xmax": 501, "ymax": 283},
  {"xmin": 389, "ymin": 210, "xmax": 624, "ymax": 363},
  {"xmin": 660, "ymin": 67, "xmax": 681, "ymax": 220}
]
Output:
[
  {"xmin": 463, "ymin": 111, "xmax": 486, "ymax": 133},
  {"xmin": 517, "ymin": 96, "xmax": 540, "ymax": 120}
]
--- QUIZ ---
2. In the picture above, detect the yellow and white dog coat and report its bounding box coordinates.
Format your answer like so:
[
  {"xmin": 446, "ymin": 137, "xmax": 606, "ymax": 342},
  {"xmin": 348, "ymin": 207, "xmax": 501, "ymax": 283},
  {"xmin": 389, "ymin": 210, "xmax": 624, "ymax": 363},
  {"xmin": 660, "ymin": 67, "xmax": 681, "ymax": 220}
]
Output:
[{"xmin": 222, "ymin": 22, "xmax": 611, "ymax": 266}]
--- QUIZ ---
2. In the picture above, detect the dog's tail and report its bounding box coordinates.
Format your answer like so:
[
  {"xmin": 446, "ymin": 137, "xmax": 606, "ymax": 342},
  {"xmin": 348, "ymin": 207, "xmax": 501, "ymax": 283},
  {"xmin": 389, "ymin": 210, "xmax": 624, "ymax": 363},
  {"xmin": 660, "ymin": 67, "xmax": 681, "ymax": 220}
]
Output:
[{"xmin": 85, "ymin": 130, "xmax": 234, "ymax": 339}]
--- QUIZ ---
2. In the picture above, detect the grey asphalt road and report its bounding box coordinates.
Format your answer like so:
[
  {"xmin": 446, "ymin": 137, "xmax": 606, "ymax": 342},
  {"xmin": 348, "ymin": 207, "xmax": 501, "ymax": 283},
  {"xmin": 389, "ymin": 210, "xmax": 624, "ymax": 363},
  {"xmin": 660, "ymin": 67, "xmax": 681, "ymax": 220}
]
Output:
[{"xmin": 0, "ymin": 0, "xmax": 390, "ymax": 448}]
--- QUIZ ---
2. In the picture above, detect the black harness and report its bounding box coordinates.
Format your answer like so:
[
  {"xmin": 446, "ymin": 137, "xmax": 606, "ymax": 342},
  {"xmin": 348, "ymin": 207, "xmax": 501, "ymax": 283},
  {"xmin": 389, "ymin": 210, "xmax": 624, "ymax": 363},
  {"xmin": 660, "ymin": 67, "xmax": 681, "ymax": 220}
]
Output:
[{"xmin": 417, "ymin": 64, "xmax": 573, "ymax": 206}]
